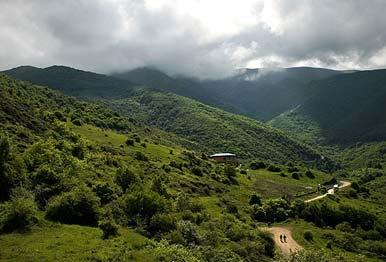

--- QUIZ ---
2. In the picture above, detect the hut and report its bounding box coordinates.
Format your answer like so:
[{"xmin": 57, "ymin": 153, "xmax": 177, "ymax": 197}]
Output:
[{"xmin": 209, "ymin": 153, "xmax": 237, "ymax": 163}]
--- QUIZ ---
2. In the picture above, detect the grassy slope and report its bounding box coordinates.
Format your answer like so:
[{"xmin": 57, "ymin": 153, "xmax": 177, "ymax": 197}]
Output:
[
  {"xmin": 0, "ymin": 224, "xmax": 153, "ymax": 262},
  {"xmin": 0, "ymin": 122, "xmax": 333, "ymax": 261},
  {"xmin": 103, "ymin": 89, "xmax": 329, "ymax": 165}
]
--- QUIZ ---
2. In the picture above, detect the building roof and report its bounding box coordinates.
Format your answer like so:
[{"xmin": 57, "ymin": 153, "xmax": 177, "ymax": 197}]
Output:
[{"xmin": 210, "ymin": 153, "xmax": 236, "ymax": 157}]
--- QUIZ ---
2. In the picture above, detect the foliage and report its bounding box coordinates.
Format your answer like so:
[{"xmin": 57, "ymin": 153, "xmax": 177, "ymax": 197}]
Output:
[
  {"xmin": 115, "ymin": 167, "xmax": 138, "ymax": 192},
  {"xmin": 0, "ymin": 188, "xmax": 38, "ymax": 232},
  {"xmin": 46, "ymin": 185, "xmax": 100, "ymax": 226},
  {"xmin": 98, "ymin": 218, "xmax": 119, "ymax": 239}
]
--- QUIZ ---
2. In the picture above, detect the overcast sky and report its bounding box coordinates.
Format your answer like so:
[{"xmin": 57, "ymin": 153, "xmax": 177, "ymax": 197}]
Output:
[{"xmin": 1, "ymin": 0, "xmax": 386, "ymax": 78}]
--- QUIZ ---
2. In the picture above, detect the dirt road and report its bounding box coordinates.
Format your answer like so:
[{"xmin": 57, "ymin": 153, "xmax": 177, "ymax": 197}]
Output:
[
  {"xmin": 305, "ymin": 180, "xmax": 351, "ymax": 203},
  {"xmin": 264, "ymin": 227, "xmax": 303, "ymax": 256}
]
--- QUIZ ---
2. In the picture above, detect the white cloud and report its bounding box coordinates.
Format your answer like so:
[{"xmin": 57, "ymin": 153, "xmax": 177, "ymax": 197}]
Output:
[{"xmin": 0, "ymin": 0, "xmax": 386, "ymax": 78}]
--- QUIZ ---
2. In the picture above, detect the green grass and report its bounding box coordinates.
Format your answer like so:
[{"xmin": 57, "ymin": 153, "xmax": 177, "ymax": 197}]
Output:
[
  {"xmin": 0, "ymin": 224, "xmax": 154, "ymax": 262},
  {"xmin": 288, "ymin": 220, "xmax": 381, "ymax": 262}
]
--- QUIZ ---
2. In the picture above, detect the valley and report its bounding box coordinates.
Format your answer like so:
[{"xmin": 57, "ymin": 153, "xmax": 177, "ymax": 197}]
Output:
[{"xmin": 0, "ymin": 66, "xmax": 385, "ymax": 262}]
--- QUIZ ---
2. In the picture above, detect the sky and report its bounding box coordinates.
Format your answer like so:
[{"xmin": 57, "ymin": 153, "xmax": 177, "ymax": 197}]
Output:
[{"xmin": 1, "ymin": 0, "xmax": 386, "ymax": 79}]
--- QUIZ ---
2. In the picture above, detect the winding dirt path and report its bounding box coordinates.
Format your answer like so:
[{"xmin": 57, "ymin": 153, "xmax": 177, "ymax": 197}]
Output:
[
  {"xmin": 305, "ymin": 180, "xmax": 351, "ymax": 203},
  {"xmin": 263, "ymin": 227, "xmax": 303, "ymax": 256}
]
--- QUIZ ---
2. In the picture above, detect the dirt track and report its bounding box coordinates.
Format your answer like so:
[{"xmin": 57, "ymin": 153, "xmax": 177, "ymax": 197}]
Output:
[
  {"xmin": 264, "ymin": 227, "xmax": 303, "ymax": 256},
  {"xmin": 305, "ymin": 180, "xmax": 351, "ymax": 203}
]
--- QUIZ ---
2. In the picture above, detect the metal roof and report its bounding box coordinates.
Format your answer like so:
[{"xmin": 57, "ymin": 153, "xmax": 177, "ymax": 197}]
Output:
[{"xmin": 210, "ymin": 153, "xmax": 236, "ymax": 157}]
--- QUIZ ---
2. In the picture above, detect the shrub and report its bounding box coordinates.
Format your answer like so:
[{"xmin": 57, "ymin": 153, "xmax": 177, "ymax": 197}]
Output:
[
  {"xmin": 305, "ymin": 170, "xmax": 315, "ymax": 179},
  {"xmin": 115, "ymin": 167, "xmax": 138, "ymax": 192},
  {"xmin": 46, "ymin": 185, "xmax": 100, "ymax": 226},
  {"xmin": 177, "ymin": 220, "xmax": 201, "ymax": 246},
  {"xmin": 291, "ymin": 172, "xmax": 300, "ymax": 180},
  {"xmin": 191, "ymin": 166, "xmax": 203, "ymax": 176},
  {"xmin": 134, "ymin": 151, "xmax": 148, "ymax": 161},
  {"xmin": 93, "ymin": 182, "xmax": 119, "ymax": 205},
  {"xmin": 303, "ymin": 231, "xmax": 313, "ymax": 241},
  {"xmin": 224, "ymin": 165, "xmax": 237, "ymax": 183},
  {"xmin": 250, "ymin": 161, "xmax": 266, "ymax": 170},
  {"xmin": 249, "ymin": 194, "xmax": 262, "ymax": 206},
  {"xmin": 141, "ymin": 143, "xmax": 147, "ymax": 148},
  {"xmin": 0, "ymin": 189, "xmax": 38, "ymax": 232},
  {"xmin": 148, "ymin": 213, "xmax": 177, "ymax": 234},
  {"xmin": 287, "ymin": 166, "xmax": 299, "ymax": 172},
  {"xmin": 125, "ymin": 139, "xmax": 134, "ymax": 146},
  {"xmin": 72, "ymin": 119, "xmax": 82, "ymax": 126},
  {"xmin": 122, "ymin": 189, "xmax": 170, "ymax": 225},
  {"xmin": 99, "ymin": 219, "xmax": 119, "ymax": 239},
  {"xmin": 267, "ymin": 165, "xmax": 281, "ymax": 172}
]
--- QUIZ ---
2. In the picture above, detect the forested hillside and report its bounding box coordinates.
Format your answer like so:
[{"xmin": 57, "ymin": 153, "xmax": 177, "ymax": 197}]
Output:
[
  {"xmin": 3, "ymin": 66, "xmax": 135, "ymax": 99},
  {"xmin": 2, "ymin": 66, "xmax": 332, "ymax": 168},
  {"xmin": 114, "ymin": 67, "xmax": 342, "ymax": 121},
  {"xmin": 271, "ymin": 69, "xmax": 386, "ymax": 145}
]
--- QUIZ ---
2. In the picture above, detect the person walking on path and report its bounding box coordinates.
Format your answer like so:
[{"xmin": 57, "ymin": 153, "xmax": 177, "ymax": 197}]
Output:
[
  {"xmin": 280, "ymin": 234, "xmax": 283, "ymax": 243},
  {"xmin": 283, "ymin": 234, "xmax": 287, "ymax": 243}
]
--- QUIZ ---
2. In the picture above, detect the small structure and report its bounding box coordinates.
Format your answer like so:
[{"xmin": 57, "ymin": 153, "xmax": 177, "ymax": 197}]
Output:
[{"xmin": 209, "ymin": 153, "xmax": 237, "ymax": 163}]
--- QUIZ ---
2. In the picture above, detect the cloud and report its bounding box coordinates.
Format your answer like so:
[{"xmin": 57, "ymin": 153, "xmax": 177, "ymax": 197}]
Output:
[{"xmin": 0, "ymin": 0, "xmax": 386, "ymax": 79}]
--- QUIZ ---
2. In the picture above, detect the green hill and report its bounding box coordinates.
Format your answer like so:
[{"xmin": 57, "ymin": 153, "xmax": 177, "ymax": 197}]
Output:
[
  {"xmin": 3, "ymin": 66, "xmax": 332, "ymax": 168},
  {"xmin": 3, "ymin": 65, "xmax": 135, "ymax": 99},
  {"xmin": 103, "ymin": 89, "xmax": 330, "ymax": 165},
  {"xmin": 114, "ymin": 67, "xmax": 341, "ymax": 121},
  {"xmin": 271, "ymin": 69, "xmax": 386, "ymax": 145}
]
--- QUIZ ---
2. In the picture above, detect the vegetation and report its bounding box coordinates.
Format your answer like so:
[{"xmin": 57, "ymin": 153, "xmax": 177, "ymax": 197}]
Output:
[{"xmin": 0, "ymin": 67, "xmax": 386, "ymax": 262}]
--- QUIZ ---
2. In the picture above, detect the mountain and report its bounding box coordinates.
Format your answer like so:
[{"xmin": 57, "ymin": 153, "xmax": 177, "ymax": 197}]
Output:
[
  {"xmin": 0, "ymin": 74, "xmax": 385, "ymax": 262},
  {"xmin": 114, "ymin": 67, "xmax": 342, "ymax": 121},
  {"xmin": 270, "ymin": 69, "xmax": 386, "ymax": 145},
  {"xmin": 3, "ymin": 65, "xmax": 135, "ymax": 99},
  {"xmin": 2, "ymin": 66, "xmax": 332, "ymax": 168},
  {"xmin": 112, "ymin": 67, "xmax": 215, "ymax": 104},
  {"xmin": 102, "ymin": 89, "xmax": 331, "ymax": 166}
]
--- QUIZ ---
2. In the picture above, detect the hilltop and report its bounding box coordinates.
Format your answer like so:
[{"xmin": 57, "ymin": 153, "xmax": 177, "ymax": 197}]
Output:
[{"xmin": 3, "ymin": 65, "xmax": 135, "ymax": 99}]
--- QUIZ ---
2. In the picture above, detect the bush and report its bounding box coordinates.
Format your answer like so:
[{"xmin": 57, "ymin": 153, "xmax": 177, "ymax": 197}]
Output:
[
  {"xmin": 305, "ymin": 170, "xmax": 315, "ymax": 179},
  {"xmin": 249, "ymin": 194, "xmax": 262, "ymax": 206},
  {"xmin": 72, "ymin": 119, "xmax": 82, "ymax": 126},
  {"xmin": 191, "ymin": 167, "xmax": 203, "ymax": 176},
  {"xmin": 224, "ymin": 165, "xmax": 237, "ymax": 183},
  {"xmin": 122, "ymin": 189, "xmax": 170, "ymax": 225},
  {"xmin": 303, "ymin": 231, "xmax": 313, "ymax": 241},
  {"xmin": 0, "ymin": 189, "xmax": 38, "ymax": 232},
  {"xmin": 46, "ymin": 185, "xmax": 100, "ymax": 226},
  {"xmin": 99, "ymin": 219, "xmax": 119, "ymax": 239},
  {"xmin": 267, "ymin": 165, "xmax": 281, "ymax": 172},
  {"xmin": 291, "ymin": 173, "xmax": 300, "ymax": 180},
  {"xmin": 115, "ymin": 167, "xmax": 138, "ymax": 192},
  {"xmin": 125, "ymin": 139, "xmax": 134, "ymax": 146},
  {"xmin": 148, "ymin": 213, "xmax": 176, "ymax": 234},
  {"xmin": 134, "ymin": 151, "xmax": 148, "ymax": 161},
  {"xmin": 250, "ymin": 161, "xmax": 266, "ymax": 170}
]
